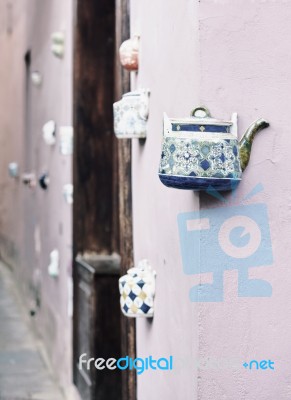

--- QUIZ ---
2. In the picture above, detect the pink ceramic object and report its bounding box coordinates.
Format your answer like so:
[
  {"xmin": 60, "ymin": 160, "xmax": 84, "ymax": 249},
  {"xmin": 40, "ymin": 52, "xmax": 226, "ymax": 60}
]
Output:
[{"xmin": 119, "ymin": 35, "xmax": 139, "ymax": 71}]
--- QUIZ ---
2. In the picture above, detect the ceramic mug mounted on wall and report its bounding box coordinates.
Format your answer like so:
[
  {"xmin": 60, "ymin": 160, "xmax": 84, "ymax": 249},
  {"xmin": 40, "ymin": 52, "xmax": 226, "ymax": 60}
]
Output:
[
  {"xmin": 119, "ymin": 259, "xmax": 156, "ymax": 318},
  {"xmin": 113, "ymin": 89, "xmax": 150, "ymax": 139},
  {"xmin": 159, "ymin": 106, "xmax": 269, "ymax": 191}
]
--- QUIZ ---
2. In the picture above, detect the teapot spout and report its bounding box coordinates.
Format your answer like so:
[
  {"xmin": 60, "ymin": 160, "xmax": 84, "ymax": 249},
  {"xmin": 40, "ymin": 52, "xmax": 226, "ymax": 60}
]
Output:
[{"xmin": 239, "ymin": 118, "xmax": 269, "ymax": 172}]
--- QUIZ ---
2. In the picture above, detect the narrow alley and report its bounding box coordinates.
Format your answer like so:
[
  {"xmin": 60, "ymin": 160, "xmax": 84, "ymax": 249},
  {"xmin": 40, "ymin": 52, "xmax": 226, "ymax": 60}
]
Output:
[
  {"xmin": 0, "ymin": 262, "xmax": 64, "ymax": 400},
  {"xmin": 0, "ymin": 0, "xmax": 290, "ymax": 399}
]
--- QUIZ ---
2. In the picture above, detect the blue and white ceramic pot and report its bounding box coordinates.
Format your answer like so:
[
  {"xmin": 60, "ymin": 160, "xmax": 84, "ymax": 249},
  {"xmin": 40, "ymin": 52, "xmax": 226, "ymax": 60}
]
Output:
[
  {"xmin": 158, "ymin": 106, "xmax": 269, "ymax": 191},
  {"xmin": 113, "ymin": 89, "xmax": 150, "ymax": 139},
  {"xmin": 119, "ymin": 260, "xmax": 156, "ymax": 318}
]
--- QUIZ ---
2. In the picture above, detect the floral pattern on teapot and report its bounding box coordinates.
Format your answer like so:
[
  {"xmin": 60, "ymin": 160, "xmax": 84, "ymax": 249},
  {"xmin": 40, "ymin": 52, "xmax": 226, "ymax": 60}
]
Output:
[
  {"xmin": 160, "ymin": 137, "xmax": 241, "ymax": 180},
  {"xmin": 159, "ymin": 106, "xmax": 269, "ymax": 191},
  {"xmin": 113, "ymin": 89, "xmax": 150, "ymax": 139}
]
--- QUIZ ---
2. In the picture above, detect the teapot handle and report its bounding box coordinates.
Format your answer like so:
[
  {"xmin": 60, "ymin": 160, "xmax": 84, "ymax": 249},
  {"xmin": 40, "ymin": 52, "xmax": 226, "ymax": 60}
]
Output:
[{"xmin": 191, "ymin": 106, "xmax": 211, "ymax": 118}]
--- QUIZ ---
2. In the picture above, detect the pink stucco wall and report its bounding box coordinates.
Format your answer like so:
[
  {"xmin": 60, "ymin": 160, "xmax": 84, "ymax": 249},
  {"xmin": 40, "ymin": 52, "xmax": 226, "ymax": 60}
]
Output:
[
  {"xmin": 1, "ymin": 0, "xmax": 290, "ymax": 398},
  {"xmin": 131, "ymin": 0, "xmax": 200, "ymax": 398},
  {"xmin": 198, "ymin": 1, "xmax": 291, "ymax": 399},
  {"xmin": 0, "ymin": 0, "xmax": 26, "ymax": 268},
  {"xmin": 0, "ymin": 1, "xmax": 78, "ymax": 398},
  {"xmin": 132, "ymin": 0, "xmax": 290, "ymax": 399}
]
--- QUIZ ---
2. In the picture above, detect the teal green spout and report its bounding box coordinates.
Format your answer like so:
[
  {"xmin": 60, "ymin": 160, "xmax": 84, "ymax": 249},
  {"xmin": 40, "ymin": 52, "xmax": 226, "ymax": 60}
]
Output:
[{"xmin": 239, "ymin": 118, "xmax": 270, "ymax": 172}]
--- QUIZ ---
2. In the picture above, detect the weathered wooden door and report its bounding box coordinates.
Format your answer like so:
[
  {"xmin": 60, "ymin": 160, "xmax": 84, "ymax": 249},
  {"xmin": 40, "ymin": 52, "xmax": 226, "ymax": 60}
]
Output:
[{"xmin": 73, "ymin": 0, "xmax": 136, "ymax": 399}]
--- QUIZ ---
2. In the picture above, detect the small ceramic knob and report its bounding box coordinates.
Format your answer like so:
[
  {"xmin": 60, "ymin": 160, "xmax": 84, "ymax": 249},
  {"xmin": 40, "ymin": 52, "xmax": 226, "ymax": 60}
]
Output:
[
  {"xmin": 119, "ymin": 35, "xmax": 139, "ymax": 71},
  {"xmin": 39, "ymin": 173, "xmax": 49, "ymax": 190}
]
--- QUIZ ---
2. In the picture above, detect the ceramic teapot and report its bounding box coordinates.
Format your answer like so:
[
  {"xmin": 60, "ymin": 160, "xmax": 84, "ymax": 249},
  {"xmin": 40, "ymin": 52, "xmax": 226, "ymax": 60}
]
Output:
[
  {"xmin": 113, "ymin": 89, "xmax": 150, "ymax": 139},
  {"xmin": 158, "ymin": 106, "xmax": 269, "ymax": 191},
  {"xmin": 119, "ymin": 259, "xmax": 156, "ymax": 318}
]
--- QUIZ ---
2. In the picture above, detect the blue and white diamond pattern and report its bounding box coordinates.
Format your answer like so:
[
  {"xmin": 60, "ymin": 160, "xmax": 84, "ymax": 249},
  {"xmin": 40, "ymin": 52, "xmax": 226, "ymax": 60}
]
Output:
[{"xmin": 119, "ymin": 260, "xmax": 156, "ymax": 318}]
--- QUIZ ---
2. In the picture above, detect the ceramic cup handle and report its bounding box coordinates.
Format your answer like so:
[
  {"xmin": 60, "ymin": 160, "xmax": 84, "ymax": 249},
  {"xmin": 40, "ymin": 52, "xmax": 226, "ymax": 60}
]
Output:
[{"xmin": 191, "ymin": 106, "xmax": 211, "ymax": 118}]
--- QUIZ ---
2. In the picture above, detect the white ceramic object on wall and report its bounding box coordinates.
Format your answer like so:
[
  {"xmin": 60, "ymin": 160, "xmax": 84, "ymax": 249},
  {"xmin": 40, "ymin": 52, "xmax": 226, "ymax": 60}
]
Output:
[
  {"xmin": 113, "ymin": 89, "xmax": 150, "ymax": 139},
  {"xmin": 42, "ymin": 120, "xmax": 56, "ymax": 145},
  {"xmin": 119, "ymin": 259, "xmax": 156, "ymax": 318},
  {"xmin": 63, "ymin": 184, "xmax": 73, "ymax": 204},
  {"xmin": 31, "ymin": 71, "xmax": 42, "ymax": 86},
  {"xmin": 48, "ymin": 249, "xmax": 59, "ymax": 277},
  {"xmin": 51, "ymin": 31, "xmax": 65, "ymax": 58},
  {"xmin": 59, "ymin": 126, "xmax": 73, "ymax": 155},
  {"xmin": 8, "ymin": 162, "xmax": 19, "ymax": 178}
]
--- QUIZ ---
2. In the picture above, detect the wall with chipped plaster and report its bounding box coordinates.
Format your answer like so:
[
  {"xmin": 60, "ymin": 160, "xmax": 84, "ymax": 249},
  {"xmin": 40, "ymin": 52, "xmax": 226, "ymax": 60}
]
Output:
[{"xmin": 131, "ymin": 0, "xmax": 289, "ymax": 399}]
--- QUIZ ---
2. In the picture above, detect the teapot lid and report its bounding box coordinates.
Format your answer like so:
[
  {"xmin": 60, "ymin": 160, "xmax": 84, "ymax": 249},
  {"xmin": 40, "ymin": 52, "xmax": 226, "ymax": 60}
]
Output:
[
  {"xmin": 122, "ymin": 90, "xmax": 141, "ymax": 97},
  {"xmin": 127, "ymin": 259, "xmax": 156, "ymax": 277},
  {"xmin": 170, "ymin": 106, "xmax": 233, "ymax": 126}
]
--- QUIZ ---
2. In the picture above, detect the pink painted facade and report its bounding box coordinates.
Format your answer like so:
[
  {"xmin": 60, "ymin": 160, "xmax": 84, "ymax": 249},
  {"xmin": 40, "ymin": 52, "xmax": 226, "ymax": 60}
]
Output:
[
  {"xmin": 131, "ymin": 0, "xmax": 291, "ymax": 399},
  {"xmin": 0, "ymin": 1, "xmax": 78, "ymax": 398}
]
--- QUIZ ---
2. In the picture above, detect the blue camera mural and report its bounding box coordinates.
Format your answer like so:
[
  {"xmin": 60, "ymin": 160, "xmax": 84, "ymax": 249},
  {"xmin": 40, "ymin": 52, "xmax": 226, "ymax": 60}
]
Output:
[{"xmin": 177, "ymin": 186, "xmax": 273, "ymax": 302}]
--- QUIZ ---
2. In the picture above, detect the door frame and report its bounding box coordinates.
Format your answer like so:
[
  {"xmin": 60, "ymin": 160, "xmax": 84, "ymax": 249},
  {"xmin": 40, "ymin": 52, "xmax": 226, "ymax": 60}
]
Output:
[
  {"xmin": 73, "ymin": 0, "xmax": 136, "ymax": 398},
  {"xmin": 115, "ymin": 1, "xmax": 137, "ymax": 399}
]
